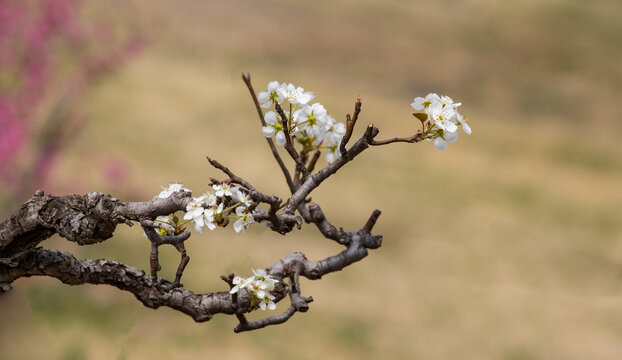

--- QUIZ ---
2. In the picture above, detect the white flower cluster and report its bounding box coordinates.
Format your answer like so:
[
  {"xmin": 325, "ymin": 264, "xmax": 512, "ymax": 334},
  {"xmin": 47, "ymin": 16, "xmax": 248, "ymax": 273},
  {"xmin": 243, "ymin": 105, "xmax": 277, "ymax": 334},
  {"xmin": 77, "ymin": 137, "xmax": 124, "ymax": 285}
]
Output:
[
  {"xmin": 154, "ymin": 182, "xmax": 255, "ymax": 235},
  {"xmin": 258, "ymin": 81, "xmax": 346, "ymax": 164},
  {"xmin": 411, "ymin": 93, "xmax": 472, "ymax": 150},
  {"xmin": 157, "ymin": 183, "xmax": 190, "ymax": 199},
  {"xmin": 229, "ymin": 268, "xmax": 279, "ymax": 311}
]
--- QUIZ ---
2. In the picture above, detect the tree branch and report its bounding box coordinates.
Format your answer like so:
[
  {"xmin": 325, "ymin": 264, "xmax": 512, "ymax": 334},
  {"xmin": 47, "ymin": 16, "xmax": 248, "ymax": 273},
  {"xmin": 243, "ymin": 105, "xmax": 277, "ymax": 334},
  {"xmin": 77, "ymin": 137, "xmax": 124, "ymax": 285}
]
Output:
[
  {"xmin": 0, "ymin": 73, "xmax": 406, "ymax": 333},
  {"xmin": 0, "ymin": 180, "xmax": 382, "ymax": 331}
]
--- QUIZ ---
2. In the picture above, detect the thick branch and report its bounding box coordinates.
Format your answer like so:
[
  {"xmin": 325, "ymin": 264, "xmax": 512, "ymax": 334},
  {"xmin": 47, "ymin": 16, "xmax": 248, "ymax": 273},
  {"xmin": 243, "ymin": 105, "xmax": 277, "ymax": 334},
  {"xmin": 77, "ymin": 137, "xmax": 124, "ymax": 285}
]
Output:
[
  {"xmin": 0, "ymin": 190, "xmax": 193, "ymax": 265},
  {"xmin": 1, "ymin": 185, "xmax": 382, "ymax": 332}
]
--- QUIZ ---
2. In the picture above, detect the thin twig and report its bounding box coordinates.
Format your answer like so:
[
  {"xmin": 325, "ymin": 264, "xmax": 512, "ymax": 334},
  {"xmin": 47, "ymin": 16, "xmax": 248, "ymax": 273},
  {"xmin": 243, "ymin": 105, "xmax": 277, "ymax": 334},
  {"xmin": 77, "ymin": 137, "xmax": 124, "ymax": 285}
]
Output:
[
  {"xmin": 306, "ymin": 150, "xmax": 321, "ymax": 173},
  {"xmin": 370, "ymin": 132, "xmax": 423, "ymax": 146},
  {"xmin": 275, "ymin": 103, "xmax": 310, "ymax": 179},
  {"xmin": 241, "ymin": 73, "xmax": 295, "ymax": 193},
  {"xmin": 340, "ymin": 97, "xmax": 362, "ymax": 156}
]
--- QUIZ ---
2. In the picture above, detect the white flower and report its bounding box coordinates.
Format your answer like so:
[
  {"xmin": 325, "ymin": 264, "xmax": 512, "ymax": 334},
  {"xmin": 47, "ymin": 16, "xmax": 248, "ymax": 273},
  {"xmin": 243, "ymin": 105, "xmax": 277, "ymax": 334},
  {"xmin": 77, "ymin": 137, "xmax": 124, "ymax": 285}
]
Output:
[
  {"xmin": 184, "ymin": 196, "xmax": 206, "ymax": 234},
  {"xmin": 233, "ymin": 188, "xmax": 252, "ymax": 207},
  {"xmin": 441, "ymin": 95, "xmax": 461, "ymax": 108},
  {"xmin": 229, "ymin": 276, "xmax": 252, "ymax": 294},
  {"xmin": 213, "ymin": 183, "xmax": 233, "ymax": 198},
  {"xmin": 247, "ymin": 278, "xmax": 267, "ymax": 299},
  {"xmin": 259, "ymin": 294, "xmax": 277, "ymax": 311},
  {"xmin": 257, "ymin": 81, "xmax": 282, "ymax": 108},
  {"xmin": 277, "ymin": 83, "xmax": 314, "ymax": 105},
  {"xmin": 429, "ymin": 102, "xmax": 458, "ymax": 133},
  {"xmin": 252, "ymin": 268, "xmax": 278, "ymax": 290},
  {"xmin": 233, "ymin": 206, "xmax": 254, "ymax": 233},
  {"xmin": 157, "ymin": 183, "xmax": 189, "ymax": 199},
  {"xmin": 230, "ymin": 270, "xmax": 278, "ymax": 311},
  {"xmin": 262, "ymin": 111, "xmax": 286, "ymax": 145},
  {"xmin": 294, "ymin": 103, "xmax": 328, "ymax": 138},
  {"xmin": 456, "ymin": 111, "xmax": 472, "ymax": 135},
  {"xmin": 411, "ymin": 93, "xmax": 442, "ymax": 112},
  {"xmin": 445, "ymin": 130, "xmax": 458, "ymax": 143},
  {"xmin": 322, "ymin": 116, "xmax": 346, "ymax": 146},
  {"xmin": 433, "ymin": 137, "xmax": 447, "ymax": 151},
  {"xmin": 203, "ymin": 208, "xmax": 216, "ymax": 231},
  {"xmin": 184, "ymin": 196, "xmax": 205, "ymax": 219},
  {"xmin": 414, "ymin": 93, "xmax": 470, "ymax": 150},
  {"xmin": 204, "ymin": 192, "xmax": 218, "ymax": 207},
  {"xmin": 252, "ymin": 268, "xmax": 269, "ymax": 278}
]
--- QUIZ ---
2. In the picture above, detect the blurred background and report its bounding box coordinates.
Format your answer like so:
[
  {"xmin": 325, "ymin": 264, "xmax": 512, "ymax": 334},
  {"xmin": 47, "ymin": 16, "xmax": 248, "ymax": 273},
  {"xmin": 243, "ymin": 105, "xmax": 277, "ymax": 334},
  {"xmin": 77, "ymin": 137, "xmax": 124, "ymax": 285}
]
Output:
[{"xmin": 1, "ymin": 0, "xmax": 622, "ymax": 358}]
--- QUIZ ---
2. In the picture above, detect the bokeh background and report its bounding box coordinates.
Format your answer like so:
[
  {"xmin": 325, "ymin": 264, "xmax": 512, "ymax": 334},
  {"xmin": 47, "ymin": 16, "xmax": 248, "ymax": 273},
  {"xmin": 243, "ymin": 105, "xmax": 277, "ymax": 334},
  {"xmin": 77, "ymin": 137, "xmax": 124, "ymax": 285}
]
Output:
[{"xmin": 1, "ymin": 0, "xmax": 622, "ymax": 359}]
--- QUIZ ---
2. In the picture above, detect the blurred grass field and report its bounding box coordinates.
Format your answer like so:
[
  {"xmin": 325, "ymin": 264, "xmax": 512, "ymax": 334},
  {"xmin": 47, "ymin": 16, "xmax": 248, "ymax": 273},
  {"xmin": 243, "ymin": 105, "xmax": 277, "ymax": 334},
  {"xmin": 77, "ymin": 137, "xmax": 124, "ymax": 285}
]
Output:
[{"xmin": 1, "ymin": 0, "xmax": 622, "ymax": 358}]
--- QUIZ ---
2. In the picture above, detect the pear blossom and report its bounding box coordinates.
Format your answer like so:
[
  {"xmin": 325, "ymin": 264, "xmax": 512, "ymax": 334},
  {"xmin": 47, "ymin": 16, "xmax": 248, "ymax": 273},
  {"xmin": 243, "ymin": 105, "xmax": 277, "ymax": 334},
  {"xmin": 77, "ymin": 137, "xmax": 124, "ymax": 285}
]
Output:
[
  {"xmin": 456, "ymin": 111, "xmax": 472, "ymax": 135},
  {"xmin": 257, "ymin": 80, "xmax": 282, "ymax": 108},
  {"xmin": 433, "ymin": 137, "xmax": 448, "ymax": 151},
  {"xmin": 184, "ymin": 197, "xmax": 207, "ymax": 234},
  {"xmin": 213, "ymin": 183, "xmax": 233, "ymax": 198},
  {"xmin": 411, "ymin": 93, "xmax": 441, "ymax": 112},
  {"xmin": 184, "ymin": 196, "xmax": 205, "ymax": 220},
  {"xmin": 445, "ymin": 130, "xmax": 459, "ymax": 144},
  {"xmin": 323, "ymin": 115, "xmax": 345, "ymax": 146},
  {"xmin": 262, "ymin": 111, "xmax": 286, "ymax": 145},
  {"xmin": 232, "ymin": 188, "xmax": 252, "ymax": 207},
  {"xmin": 233, "ymin": 206, "xmax": 254, "ymax": 233},
  {"xmin": 277, "ymin": 83, "xmax": 314, "ymax": 105},
  {"xmin": 429, "ymin": 102, "xmax": 458, "ymax": 132},
  {"xmin": 229, "ymin": 276, "xmax": 252, "ymax": 294},
  {"xmin": 441, "ymin": 95, "xmax": 461, "ymax": 108},
  {"xmin": 252, "ymin": 268, "xmax": 279, "ymax": 290},
  {"xmin": 412, "ymin": 92, "xmax": 471, "ymax": 150},
  {"xmin": 294, "ymin": 103, "xmax": 328, "ymax": 138},
  {"xmin": 228, "ymin": 269, "xmax": 279, "ymax": 311},
  {"xmin": 203, "ymin": 208, "xmax": 217, "ymax": 231},
  {"xmin": 259, "ymin": 294, "xmax": 277, "ymax": 311},
  {"xmin": 204, "ymin": 192, "xmax": 218, "ymax": 207},
  {"xmin": 157, "ymin": 183, "xmax": 190, "ymax": 199}
]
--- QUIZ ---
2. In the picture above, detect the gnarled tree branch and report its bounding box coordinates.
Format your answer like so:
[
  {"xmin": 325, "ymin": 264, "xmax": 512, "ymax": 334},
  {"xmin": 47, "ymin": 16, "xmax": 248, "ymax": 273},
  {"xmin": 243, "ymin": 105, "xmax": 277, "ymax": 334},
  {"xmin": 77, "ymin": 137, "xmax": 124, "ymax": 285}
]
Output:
[{"xmin": 0, "ymin": 73, "xmax": 424, "ymax": 332}]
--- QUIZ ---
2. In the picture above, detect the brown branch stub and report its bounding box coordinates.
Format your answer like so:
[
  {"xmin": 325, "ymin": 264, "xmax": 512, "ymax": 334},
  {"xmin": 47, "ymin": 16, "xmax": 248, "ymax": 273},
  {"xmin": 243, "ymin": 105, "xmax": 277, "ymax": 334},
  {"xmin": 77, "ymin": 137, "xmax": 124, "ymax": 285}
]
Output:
[
  {"xmin": 340, "ymin": 97, "xmax": 362, "ymax": 156},
  {"xmin": 363, "ymin": 209, "xmax": 382, "ymax": 233}
]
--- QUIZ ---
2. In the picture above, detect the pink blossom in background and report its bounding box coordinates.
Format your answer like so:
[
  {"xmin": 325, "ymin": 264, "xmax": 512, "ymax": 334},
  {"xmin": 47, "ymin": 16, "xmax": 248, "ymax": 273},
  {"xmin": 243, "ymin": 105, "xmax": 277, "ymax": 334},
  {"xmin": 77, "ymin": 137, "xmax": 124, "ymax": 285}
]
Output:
[
  {"xmin": 0, "ymin": 0, "xmax": 142, "ymax": 199},
  {"xmin": 104, "ymin": 159, "xmax": 127, "ymax": 185}
]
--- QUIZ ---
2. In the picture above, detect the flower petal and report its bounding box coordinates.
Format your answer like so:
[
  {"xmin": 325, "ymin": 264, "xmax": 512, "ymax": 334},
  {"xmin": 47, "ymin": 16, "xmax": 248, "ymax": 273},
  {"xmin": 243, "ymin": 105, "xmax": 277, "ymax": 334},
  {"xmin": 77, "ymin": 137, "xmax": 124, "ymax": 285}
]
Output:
[
  {"xmin": 433, "ymin": 137, "xmax": 447, "ymax": 150},
  {"xmin": 445, "ymin": 130, "xmax": 459, "ymax": 143},
  {"xmin": 275, "ymin": 131, "xmax": 286, "ymax": 145},
  {"xmin": 444, "ymin": 121, "xmax": 458, "ymax": 132}
]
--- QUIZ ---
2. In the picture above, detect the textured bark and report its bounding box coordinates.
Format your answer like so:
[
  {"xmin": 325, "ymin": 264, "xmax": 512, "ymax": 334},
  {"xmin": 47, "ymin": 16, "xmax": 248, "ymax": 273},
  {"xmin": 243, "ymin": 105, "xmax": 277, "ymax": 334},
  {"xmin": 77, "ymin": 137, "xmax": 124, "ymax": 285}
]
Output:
[{"xmin": 0, "ymin": 190, "xmax": 381, "ymax": 329}]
